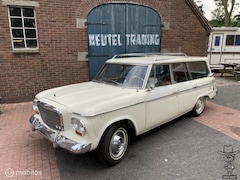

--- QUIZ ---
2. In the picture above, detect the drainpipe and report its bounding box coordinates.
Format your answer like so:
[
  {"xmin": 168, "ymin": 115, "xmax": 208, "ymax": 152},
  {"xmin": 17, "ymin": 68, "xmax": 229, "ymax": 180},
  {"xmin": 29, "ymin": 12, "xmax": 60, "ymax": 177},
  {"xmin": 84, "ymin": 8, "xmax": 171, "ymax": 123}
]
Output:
[{"xmin": 0, "ymin": 96, "xmax": 2, "ymax": 114}]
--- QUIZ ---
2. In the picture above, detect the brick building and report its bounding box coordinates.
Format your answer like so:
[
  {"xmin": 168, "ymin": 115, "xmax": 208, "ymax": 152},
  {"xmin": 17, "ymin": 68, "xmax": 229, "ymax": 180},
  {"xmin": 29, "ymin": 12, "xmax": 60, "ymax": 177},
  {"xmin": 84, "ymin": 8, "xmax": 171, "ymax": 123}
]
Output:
[{"xmin": 0, "ymin": 0, "xmax": 211, "ymax": 103}]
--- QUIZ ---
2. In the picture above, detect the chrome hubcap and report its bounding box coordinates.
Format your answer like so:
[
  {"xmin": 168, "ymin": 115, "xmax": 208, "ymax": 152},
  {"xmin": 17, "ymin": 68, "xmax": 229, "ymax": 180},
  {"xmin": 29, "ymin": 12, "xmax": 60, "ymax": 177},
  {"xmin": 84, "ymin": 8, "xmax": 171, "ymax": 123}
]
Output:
[
  {"xmin": 109, "ymin": 128, "xmax": 128, "ymax": 160},
  {"xmin": 196, "ymin": 98, "xmax": 205, "ymax": 114}
]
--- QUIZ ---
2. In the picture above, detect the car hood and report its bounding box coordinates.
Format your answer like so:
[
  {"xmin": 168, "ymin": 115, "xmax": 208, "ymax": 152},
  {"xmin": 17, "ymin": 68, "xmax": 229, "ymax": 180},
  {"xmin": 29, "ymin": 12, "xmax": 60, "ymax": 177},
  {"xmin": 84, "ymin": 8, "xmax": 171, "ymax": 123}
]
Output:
[{"xmin": 36, "ymin": 82, "xmax": 144, "ymax": 116}]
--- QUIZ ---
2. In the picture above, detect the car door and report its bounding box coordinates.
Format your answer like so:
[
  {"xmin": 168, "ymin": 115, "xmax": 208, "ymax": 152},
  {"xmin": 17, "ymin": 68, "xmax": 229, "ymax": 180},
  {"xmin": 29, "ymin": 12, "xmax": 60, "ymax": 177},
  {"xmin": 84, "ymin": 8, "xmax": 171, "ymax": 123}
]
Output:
[
  {"xmin": 172, "ymin": 63, "xmax": 197, "ymax": 115},
  {"xmin": 187, "ymin": 61, "xmax": 215, "ymax": 99},
  {"xmin": 144, "ymin": 64, "xmax": 178, "ymax": 130}
]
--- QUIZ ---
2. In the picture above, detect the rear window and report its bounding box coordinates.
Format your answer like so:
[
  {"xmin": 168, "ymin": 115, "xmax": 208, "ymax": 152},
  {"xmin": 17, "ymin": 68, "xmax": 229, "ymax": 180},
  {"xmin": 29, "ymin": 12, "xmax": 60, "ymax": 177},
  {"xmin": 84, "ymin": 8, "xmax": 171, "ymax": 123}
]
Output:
[{"xmin": 187, "ymin": 61, "xmax": 209, "ymax": 79}]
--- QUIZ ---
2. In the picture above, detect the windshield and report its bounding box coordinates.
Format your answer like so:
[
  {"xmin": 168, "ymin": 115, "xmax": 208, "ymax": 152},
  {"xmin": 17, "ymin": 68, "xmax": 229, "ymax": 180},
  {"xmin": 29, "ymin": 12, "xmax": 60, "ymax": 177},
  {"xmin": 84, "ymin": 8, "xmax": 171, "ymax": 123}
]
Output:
[{"xmin": 94, "ymin": 63, "xmax": 148, "ymax": 89}]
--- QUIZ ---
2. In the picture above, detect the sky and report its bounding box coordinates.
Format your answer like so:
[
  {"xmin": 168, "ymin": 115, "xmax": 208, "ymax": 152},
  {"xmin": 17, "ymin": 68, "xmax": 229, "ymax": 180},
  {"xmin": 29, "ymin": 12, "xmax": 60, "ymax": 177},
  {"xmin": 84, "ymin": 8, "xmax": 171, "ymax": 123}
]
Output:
[
  {"xmin": 196, "ymin": 0, "xmax": 240, "ymax": 20},
  {"xmin": 199, "ymin": 0, "xmax": 216, "ymax": 20}
]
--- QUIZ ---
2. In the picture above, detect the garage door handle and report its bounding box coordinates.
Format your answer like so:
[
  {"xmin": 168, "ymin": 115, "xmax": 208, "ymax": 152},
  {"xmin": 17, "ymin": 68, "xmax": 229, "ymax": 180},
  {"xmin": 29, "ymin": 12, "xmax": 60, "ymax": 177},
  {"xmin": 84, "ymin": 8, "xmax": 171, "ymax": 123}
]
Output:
[{"xmin": 85, "ymin": 22, "xmax": 108, "ymax": 26}]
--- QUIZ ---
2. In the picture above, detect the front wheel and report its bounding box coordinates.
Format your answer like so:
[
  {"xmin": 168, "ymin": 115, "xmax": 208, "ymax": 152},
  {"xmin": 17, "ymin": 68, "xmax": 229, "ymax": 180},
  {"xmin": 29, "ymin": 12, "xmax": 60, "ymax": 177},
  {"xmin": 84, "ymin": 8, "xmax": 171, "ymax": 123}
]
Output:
[
  {"xmin": 97, "ymin": 124, "xmax": 129, "ymax": 166},
  {"xmin": 191, "ymin": 97, "xmax": 206, "ymax": 116}
]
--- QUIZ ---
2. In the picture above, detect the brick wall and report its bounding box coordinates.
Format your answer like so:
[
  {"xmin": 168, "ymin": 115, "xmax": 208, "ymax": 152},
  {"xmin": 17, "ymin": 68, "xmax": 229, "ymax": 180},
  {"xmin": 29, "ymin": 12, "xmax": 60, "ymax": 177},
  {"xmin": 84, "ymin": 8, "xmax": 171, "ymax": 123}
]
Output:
[
  {"xmin": 0, "ymin": 0, "xmax": 209, "ymax": 103},
  {"xmin": 163, "ymin": 0, "xmax": 209, "ymax": 55}
]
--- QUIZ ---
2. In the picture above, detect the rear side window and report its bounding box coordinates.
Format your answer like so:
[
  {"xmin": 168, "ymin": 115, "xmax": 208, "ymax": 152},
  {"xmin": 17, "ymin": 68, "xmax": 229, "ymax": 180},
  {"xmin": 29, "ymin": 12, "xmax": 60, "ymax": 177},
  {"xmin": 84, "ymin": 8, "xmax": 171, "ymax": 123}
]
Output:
[
  {"xmin": 187, "ymin": 61, "xmax": 209, "ymax": 79},
  {"xmin": 172, "ymin": 63, "xmax": 189, "ymax": 82}
]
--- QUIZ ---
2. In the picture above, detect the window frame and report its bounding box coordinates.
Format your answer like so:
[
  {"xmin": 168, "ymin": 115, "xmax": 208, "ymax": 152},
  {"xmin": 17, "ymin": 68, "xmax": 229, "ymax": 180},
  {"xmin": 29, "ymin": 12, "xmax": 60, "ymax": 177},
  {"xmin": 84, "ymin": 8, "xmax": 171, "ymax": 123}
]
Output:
[
  {"xmin": 8, "ymin": 6, "xmax": 39, "ymax": 53},
  {"xmin": 225, "ymin": 34, "xmax": 240, "ymax": 46},
  {"xmin": 148, "ymin": 64, "xmax": 172, "ymax": 87},
  {"xmin": 186, "ymin": 61, "xmax": 209, "ymax": 79},
  {"xmin": 172, "ymin": 63, "xmax": 190, "ymax": 83}
]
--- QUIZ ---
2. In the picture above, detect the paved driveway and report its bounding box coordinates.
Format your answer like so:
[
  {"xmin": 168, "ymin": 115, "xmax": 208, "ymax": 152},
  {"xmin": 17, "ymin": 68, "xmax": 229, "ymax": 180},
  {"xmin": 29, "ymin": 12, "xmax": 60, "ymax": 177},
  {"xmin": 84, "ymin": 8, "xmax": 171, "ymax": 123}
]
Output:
[
  {"xmin": 0, "ymin": 102, "xmax": 60, "ymax": 180},
  {"xmin": 56, "ymin": 98, "xmax": 240, "ymax": 180},
  {"xmin": 0, "ymin": 75, "xmax": 240, "ymax": 180}
]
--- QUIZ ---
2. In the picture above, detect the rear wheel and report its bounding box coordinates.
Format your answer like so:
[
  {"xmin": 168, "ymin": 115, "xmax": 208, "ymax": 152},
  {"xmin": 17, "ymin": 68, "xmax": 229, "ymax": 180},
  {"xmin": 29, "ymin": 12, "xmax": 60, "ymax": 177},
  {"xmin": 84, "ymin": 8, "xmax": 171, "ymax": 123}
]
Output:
[
  {"xmin": 191, "ymin": 97, "xmax": 206, "ymax": 116},
  {"xmin": 97, "ymin": 124, "xmax": 129, "ymax": 166}
]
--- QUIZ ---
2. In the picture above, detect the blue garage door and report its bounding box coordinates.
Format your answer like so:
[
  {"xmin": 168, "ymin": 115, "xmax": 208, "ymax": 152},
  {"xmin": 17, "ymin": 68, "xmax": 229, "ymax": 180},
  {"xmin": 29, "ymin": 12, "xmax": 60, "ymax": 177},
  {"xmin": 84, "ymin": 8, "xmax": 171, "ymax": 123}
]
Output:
[{"xmin": 87, "ymin": 3, "xmax": 162, "ymax": 79}]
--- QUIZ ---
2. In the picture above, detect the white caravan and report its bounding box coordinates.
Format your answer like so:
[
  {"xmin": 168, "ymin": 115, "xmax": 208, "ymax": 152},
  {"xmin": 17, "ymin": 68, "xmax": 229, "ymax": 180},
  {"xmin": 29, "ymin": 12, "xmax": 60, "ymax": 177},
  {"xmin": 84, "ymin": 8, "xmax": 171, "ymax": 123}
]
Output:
[{"xmin": 208, "ymin": 27, "xmax": 240, "ymax": 70}]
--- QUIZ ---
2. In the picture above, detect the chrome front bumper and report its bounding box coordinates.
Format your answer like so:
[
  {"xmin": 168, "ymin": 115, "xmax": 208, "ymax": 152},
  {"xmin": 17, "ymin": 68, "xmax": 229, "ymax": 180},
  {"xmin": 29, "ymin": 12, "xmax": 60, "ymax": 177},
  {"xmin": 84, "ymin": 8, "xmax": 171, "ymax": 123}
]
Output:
[{"xmin": 30, "ymin": 115, "xmax": 91, "ymax": 154}]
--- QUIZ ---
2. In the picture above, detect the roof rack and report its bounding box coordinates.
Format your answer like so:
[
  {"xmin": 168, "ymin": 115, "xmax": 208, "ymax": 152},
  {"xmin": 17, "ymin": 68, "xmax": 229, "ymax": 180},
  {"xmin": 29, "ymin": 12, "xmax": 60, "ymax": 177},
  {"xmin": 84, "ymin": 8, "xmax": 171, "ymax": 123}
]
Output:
[{"xmin": 112, "ymin": 52, "xmax": 187, "ymax": 59}]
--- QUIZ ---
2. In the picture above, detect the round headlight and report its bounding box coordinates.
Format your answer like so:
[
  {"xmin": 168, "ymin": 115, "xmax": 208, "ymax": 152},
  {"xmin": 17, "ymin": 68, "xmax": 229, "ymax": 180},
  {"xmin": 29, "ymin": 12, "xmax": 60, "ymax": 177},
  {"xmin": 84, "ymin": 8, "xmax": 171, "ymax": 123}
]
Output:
[{"xmin": 71, "ymin": 118, "xmax": 86, "ymax": 136}]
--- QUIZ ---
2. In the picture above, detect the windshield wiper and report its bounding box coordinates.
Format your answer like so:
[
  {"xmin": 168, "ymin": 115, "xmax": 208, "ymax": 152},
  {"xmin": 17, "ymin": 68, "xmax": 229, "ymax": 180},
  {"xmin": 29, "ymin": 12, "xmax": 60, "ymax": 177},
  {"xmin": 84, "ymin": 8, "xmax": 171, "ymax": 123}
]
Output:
[{"xmin": 103, "ymin": 79, "xmax": 120, "ymax": 85}]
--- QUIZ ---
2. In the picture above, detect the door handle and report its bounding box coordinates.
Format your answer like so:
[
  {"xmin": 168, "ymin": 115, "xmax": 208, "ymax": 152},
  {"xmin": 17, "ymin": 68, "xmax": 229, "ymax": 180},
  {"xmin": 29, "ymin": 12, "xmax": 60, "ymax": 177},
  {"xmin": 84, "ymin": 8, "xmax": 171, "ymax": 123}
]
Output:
[{"xmin": 173, "ymin": 90, "xmax": 179, "ymax": 94}]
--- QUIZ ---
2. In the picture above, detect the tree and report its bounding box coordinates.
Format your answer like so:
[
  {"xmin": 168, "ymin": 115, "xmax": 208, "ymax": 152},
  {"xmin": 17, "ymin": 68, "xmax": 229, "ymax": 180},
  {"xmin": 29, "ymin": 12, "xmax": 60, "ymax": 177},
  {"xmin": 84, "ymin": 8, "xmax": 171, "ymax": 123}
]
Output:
[
  {"xmin": 194, "ymin": 0, "xmax": 204, "ymax": 13},
  {"xmin": 234, "ymin": 13, "xmax": 240, "ymax": 26},
  {"xmin": 212, "ymin": 0, "xmax": 238, "ymax": 26}
]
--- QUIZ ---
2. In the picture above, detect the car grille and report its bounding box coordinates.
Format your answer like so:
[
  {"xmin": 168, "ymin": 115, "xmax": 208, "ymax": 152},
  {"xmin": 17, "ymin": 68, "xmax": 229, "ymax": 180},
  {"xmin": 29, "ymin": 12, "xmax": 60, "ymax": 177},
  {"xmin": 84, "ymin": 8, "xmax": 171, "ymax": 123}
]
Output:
[{"xmin": 37, "ymin": 102, "xmax": 63, "ymax": 131}]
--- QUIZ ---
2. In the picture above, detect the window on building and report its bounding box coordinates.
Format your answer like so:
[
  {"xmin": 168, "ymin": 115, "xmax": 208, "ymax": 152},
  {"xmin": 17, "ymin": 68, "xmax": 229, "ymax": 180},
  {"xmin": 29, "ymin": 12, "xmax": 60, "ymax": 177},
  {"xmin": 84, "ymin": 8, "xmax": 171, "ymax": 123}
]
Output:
[{"xmin": 8, "ymin": 7, "xmax": 38, "ymax": 50}]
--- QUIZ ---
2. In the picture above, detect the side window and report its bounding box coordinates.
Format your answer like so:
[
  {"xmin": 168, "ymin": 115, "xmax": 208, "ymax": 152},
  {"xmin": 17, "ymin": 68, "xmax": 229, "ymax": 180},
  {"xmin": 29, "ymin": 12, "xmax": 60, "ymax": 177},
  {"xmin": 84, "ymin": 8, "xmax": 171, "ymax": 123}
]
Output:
[
  {"xmin": 226, "ymin": 35, "xmax": 235, "ymax": 46},
  {"xmin": 215, "ymin": 36, "xmax": 221, "ymax": 46},
  {"xmin": 148, "ymin": 65, "xmax": 171, "ymax": 87},
  {"xmin": 225, "ymin": 35, "xmax": 240, "ymax": 46},
  {"xmin": 8, "ymin": 7, "xmax": 38, "ymax": 50},
  {"xmin": 172, "ymin": 63, "xmax": 189, "ymax": 83},
  {"xmin": 235, "ymin": 35, "xmax": 240, "ymax": 45},
  {"xmin": 187, "ymin": 61, "xmax": 209, "ymax": 79}
]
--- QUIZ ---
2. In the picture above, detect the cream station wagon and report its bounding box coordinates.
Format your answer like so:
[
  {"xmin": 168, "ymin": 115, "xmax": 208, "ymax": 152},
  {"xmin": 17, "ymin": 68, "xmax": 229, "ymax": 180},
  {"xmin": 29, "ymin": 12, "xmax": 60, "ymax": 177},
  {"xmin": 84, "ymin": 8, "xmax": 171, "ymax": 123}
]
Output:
[{"xmin": 30, "ymin": 53, "xmax": 217, "ymax": 166}]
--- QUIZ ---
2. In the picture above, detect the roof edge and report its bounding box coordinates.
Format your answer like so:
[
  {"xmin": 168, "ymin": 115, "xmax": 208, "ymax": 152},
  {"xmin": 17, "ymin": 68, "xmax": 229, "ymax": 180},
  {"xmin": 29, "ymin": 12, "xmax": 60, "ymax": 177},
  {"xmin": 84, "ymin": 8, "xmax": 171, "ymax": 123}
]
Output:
[{"xmin": 185, "ymin": 0, "xmax": 212, "ymax": 35}]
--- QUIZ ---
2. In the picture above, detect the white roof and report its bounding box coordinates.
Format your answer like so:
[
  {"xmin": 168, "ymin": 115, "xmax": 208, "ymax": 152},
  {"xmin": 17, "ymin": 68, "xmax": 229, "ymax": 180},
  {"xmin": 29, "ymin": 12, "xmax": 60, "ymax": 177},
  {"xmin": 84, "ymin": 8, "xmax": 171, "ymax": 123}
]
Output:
[
  {"xmin": 212, "ymin": 27, "xmax": 240, "ymax": 32},
  {"xmin": 106, "ymin": 53, "xmax": 207, "ymax": 65}
]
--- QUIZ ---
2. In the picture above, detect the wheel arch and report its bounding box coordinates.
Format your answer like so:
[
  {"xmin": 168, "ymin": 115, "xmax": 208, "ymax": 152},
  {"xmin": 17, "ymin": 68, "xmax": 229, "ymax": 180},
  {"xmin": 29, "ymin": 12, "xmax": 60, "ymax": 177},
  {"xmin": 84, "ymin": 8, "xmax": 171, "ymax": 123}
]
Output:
[
  {"xmin": 97, "ymin": 119, "xmax": 137, "ymax": 149},
  {"xmin": 194, "ymin": 95, "xmax": 207, "ymax": 105},
  {"xmin": 194, "ymin": 93, "xmax": 210, "ymax": 105},
  {"xmin": 191, "ymin": 95, "xmax": 207, "ymax": 116}
]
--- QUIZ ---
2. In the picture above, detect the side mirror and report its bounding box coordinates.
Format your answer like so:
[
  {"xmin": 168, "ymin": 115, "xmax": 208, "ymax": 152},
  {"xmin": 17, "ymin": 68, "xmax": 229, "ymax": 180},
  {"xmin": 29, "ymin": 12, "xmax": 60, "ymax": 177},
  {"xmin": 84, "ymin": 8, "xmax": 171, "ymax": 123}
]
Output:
[
  {"xmin": 147, "ymin": 78, "xmax": 156, "ymax": 91},
  {"xmin": 148, "ymin": 83, "xmax": 155, "ymax": 91}
]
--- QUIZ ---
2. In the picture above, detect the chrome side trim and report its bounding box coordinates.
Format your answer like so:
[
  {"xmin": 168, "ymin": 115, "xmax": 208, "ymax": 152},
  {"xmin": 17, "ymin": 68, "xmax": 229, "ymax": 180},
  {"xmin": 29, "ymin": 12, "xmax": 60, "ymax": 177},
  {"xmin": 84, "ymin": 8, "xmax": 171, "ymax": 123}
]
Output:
[
  {"xmin": 145, "ymin": 83, "xmax": 215, "ymax": 103},
  {"xmin": 80, "ymin": 101, "xmax": 145, "ymax": 117}
]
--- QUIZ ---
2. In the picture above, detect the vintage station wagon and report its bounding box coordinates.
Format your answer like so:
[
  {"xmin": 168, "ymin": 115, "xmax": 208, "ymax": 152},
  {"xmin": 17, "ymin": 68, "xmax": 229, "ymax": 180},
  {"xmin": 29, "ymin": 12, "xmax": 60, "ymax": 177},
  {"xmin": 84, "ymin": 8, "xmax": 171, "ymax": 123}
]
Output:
[{"xmin": 30, "ymin": 53, "xmax": 217, "ymax": 165}]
